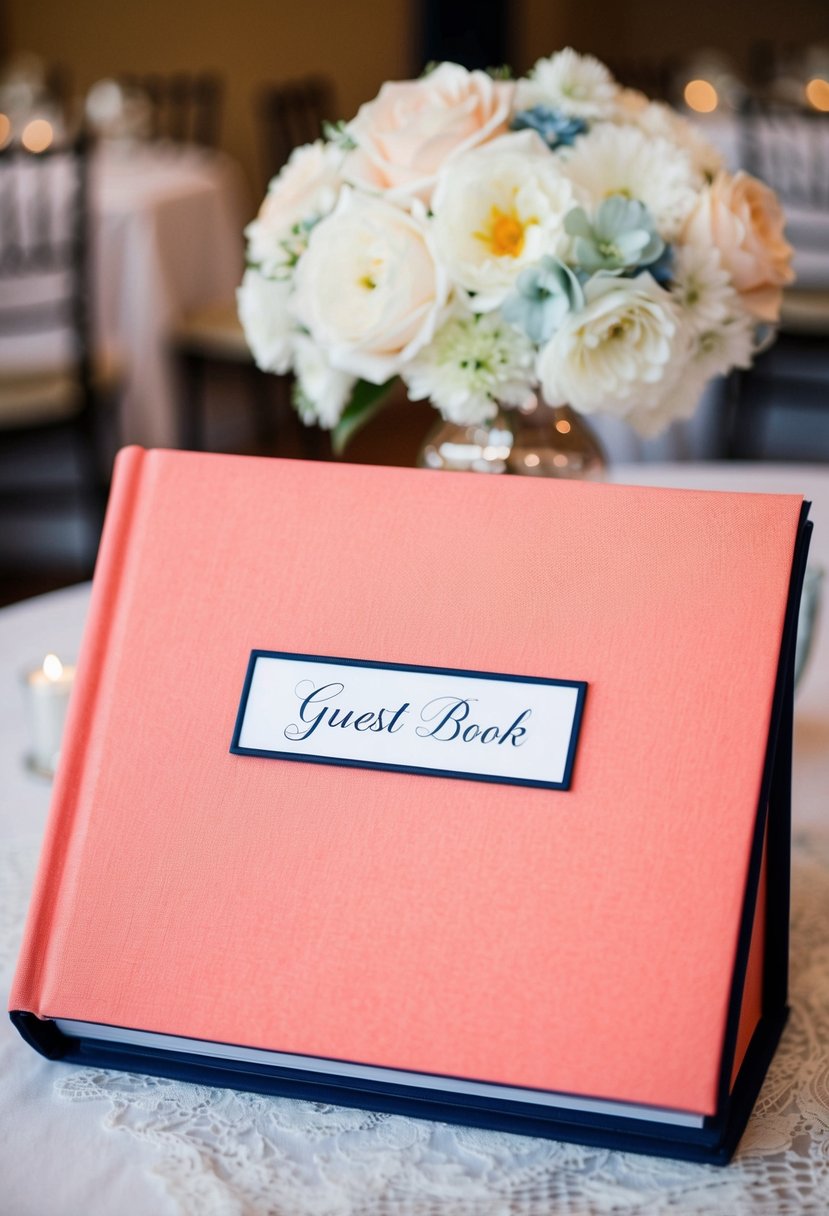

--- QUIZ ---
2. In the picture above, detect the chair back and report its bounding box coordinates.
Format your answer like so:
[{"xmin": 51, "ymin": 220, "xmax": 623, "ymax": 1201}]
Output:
[
  {"xmin": 0, "ymin": 135, "xmax": 92, "ymax": 394},
  {"xmin": 119, "ymin": 72, "xmax": 224, "ymax": 147},
  {"xmin": 738, "ymin": 97, "xmax": 829, "ymax": 210},
  {"xmin": 258, "ymin": 76, "xmax": 335, "ymax": 185}
]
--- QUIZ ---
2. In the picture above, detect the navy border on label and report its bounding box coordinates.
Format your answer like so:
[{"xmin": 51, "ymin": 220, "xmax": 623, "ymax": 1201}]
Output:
[{"xmin": 230, "ymin": 650, "xmax": 587, "ymax": 791}]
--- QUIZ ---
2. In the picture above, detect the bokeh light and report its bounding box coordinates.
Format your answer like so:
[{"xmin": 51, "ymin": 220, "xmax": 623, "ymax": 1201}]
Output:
[
  {"xmin": 683, "ymin": 79, "xmax": 719, "ymax": 113},
  {"xmin": 21, "ymin": 118, "xmax": 54, "ymax": 152},
  {"xmin": 805, "ymin": 77, "xmax": 829, "ymax": 111}
]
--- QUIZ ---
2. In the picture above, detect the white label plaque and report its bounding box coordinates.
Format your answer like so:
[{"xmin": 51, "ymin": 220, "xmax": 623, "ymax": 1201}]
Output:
[{"xmin": 231, "ymin": 652, "xmax": 586, "ymax": 790}]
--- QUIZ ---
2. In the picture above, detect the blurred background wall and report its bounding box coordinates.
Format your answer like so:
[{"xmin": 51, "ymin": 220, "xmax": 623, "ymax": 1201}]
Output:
[
  {"xmin": 5, "ymin": 0, "xmax": 827, "ymax": 198},
  {"xmin": 3, "ymin": 0, "xmax": 416, "ymax": 197}
]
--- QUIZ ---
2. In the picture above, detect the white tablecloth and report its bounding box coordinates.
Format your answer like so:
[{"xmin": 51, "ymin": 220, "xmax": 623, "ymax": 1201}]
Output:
[
  {"xmin": 1, "ymin": 463, "xmax": 827, "ymax": 1215},
  {"xmin": 91, "ymin": 144, "xmax": 247, "ymax": 447},
  {"xmin": 0, "ymin": 143, "xmax": 247, "ymax": 450}
]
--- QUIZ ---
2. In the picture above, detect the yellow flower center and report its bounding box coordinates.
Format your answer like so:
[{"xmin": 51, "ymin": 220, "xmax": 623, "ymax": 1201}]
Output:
[
  {"xmin": 476, "ymin": 205, "xmax": 528, "ymax": 258},
  {"xmin": 607, "ymin": 317, "xmax": 633, "ymax": 340}
]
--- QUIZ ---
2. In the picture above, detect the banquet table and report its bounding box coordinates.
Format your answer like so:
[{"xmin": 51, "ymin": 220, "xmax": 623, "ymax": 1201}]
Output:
[
  {"xmin": 91, "ymin": 143, "xmax": 248, "ymax": 448},
  {"xmin": 0, "ymin": 141, "xmax": 247, "ymax": 450},
  {"xmin": 1, "ymin": 462, "xmax": 827, "ymax": 1216}
]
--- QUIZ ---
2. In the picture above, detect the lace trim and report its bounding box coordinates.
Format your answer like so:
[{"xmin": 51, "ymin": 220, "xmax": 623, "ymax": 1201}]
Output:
[{"xmin": 5, "ymin": 836, "xmax": 828, "ymax": 1214}]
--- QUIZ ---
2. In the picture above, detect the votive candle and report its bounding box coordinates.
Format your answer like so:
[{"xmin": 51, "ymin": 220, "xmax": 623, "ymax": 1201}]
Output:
[{"xmin": 23, "ymin": 654, "xmax": 76, "ymax": 778}]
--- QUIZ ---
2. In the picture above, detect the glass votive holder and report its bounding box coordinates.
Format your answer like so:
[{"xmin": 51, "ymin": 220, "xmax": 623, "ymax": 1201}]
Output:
[{"xmin": 21, "ymin": 654, "xmax": 76, "ymax": 779}]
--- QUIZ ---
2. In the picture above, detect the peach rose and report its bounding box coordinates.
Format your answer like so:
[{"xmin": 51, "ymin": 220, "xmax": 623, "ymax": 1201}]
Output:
[
  {"xmin": 343, "ymin": 62, "xmax": 513, "ymax": 205},
  {"xmin": 683, "ymin": 171, "xmax": 794, "ymax": 322}
]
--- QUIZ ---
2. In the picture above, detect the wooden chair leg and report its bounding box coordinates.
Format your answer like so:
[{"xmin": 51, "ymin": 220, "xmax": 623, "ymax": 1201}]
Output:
[
  {"xmin": 179, "ymin": 352, "xmax": 207, "ymax": 451},
  {"xmin": 250, "ymin": 369, "xmax": 277, "ymax": 451},
  {"xmin": 724, "ymin": 369, "xmax": 748, "ymax": 460},
  {"xmin": 71, "ymin": 411, "xmax": 109, "ymax": 577}
]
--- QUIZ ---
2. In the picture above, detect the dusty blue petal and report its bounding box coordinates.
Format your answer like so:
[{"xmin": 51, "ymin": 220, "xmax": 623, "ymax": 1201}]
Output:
[
  {"xmin": 614, "ymin": 229, "xmax": 650, "ymax": 259},
  {"xmin": 638, "ymin": 231, "xmax": 665, "ymax": 266},
  {"xmin": 564, "ymin": 207, "xmax": 593, "ymax": 239}
]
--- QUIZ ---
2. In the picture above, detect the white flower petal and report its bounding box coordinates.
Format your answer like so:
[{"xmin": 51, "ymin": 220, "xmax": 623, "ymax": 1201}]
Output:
[
  {"xmin": 236, "ymin": 269, "xmax": 295, "ymax": 374},
  {"xmin": 432, "ymin": 131, "xmax": 576, "ymax": 310},
  {"xmin": 515, "ymin": 48, "xmax": 618, "ymax": 120},
  {"xmin": 561, "ymin": 123, "xmax": 697, "ymax": 240}
]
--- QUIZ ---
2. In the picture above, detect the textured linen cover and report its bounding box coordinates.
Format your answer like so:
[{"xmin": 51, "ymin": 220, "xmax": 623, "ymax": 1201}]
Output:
[{"xmin": 10, "ymin": 447, "xmax": 804, "ymax": 1117}]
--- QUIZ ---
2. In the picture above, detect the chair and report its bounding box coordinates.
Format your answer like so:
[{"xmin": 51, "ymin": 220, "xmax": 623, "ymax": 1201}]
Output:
[
  {"xmin": 171, "ymin": 77, "xmax": 335, "ymax": 456},
  {"xmin": 258, "ymin": 75, "xmax": 335, "ymax": 185},
  {"xmin": 0, "ymin": 135, "xmax": 117, "ymax": 578},
  {"xmin": 725, "ymin": 99, "xmax": 829, "ymax": 459},
  {"xmin": 119, "ymin": 72, "xmax": 224, "ymax": 147},
  {"xmin": 173, "ymin": 301, "xmax": 287, "ymax": 452},
  {"xmin": 738, "ymin": 96, "xmax": 829, "ymax": 211}
]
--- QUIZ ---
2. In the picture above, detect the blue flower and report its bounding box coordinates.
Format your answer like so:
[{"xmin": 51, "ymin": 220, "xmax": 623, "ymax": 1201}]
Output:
[
  {"xmin": 509, "ymin": 106, "xmax": 587, "ymax": 149},
  {"xmin": 502, "ymin": 256, "xmax": 584, "ymax": 345},
  {"xmin": 646, "ymin": 243, "xmax": 674, "ymax": 286},
  {"xmin": 564, "ymin": 196, "xmax": 664, "ymax": 275}
]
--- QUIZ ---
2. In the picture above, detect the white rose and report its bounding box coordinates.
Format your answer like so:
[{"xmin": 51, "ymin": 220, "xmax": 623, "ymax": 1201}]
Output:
[
  {"xmin": 293, "ymin": 335, "xmax": 356, "ymax": 429},
  {"xmin": 236, "ymin": 269, "xmax": 295, "ymax": 373},
  {"xmin": 431, "ymin": 130, "xmax": 576, "ymax": 311},
  {"xmin": 292, "ymin": 187, "xmax": 448, "ymax": 384},
  {"xmin": 538, "ymin": 273, "xmax": 683, "ymax": 426},
  {"xmin": 245, "ymin": 141, "xmax": 343, "ymax": 277}
]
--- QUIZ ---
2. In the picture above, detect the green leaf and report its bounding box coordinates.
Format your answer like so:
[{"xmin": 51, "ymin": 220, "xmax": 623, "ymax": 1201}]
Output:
[
  {"xmin": 322, "ymin": 119, "xmax": 357, "ymax": 150},
  {"xmin": 331, "ymin": 378, "xmax": 397, "ymax": 456}
]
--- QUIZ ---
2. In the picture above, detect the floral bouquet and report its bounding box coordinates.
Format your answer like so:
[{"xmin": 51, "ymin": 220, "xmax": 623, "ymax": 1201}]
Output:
[{"xmin": 238, "ymin": 49, "xmax": 793, "ymax": 452}]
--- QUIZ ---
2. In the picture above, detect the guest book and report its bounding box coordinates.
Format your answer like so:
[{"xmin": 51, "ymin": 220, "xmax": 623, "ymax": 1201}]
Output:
[{"xmin": 10, "ymin": 447, "xmax": 811, "ymax": 1164}]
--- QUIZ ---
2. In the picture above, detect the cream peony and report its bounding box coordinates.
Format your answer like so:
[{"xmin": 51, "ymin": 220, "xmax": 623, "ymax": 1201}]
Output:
[
  {"xmin": 236, "ymin": 269, "xmax": 295, "ymax": 373},
  {"xmin": 343, "ymin": 62, "xmax": 512, "ymax": 205},
  {"xmin": 537, "ymin": 272, "xmax": 682, "ymax": 423},
  {"xmin": 515, "ymin": 48, "xmax": 618, "ymax": 119},
  {"xmin": 244, "ymin": 141, "xmax": 343, "ymax": 277},
  {"xmin": 682, "ymin": 171, "xmax": 794, "ymax": 322},
  {"xmin": 431, "ymin": 130, "xmax": 576, "ymax": 310},
  {"xmin": 561, "ymin": 122, "xmax": 697, "ymax": 240},
  {"xmin": 292, "ymin": 334, "xmax": 356, "ymax": 429},
  {"xmin": 292, "ymin": 188, "xmax": 448, "ymax": 383}
]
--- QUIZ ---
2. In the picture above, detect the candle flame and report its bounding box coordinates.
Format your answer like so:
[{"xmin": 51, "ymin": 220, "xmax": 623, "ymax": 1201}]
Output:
[{"xmin": 43, "ymin": 654, "xmax": 64, "ymax": 681}]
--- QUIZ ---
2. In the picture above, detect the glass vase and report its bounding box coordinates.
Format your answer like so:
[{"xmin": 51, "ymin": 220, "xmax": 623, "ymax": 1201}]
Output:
[{"xmin": 417, "ymin": 399, "xmax": 606, "ymax": 480}]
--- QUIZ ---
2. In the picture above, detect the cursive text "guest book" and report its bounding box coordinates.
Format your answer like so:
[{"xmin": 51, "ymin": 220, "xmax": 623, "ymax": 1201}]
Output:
[{"xmin": 10, "ymin": 447, "xmax": 811, "ymax": 1163}]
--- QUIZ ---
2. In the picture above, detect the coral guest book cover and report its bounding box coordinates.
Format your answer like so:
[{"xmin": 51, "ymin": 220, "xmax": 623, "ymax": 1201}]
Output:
[{"xmin": 10, "ymin": 447, "xmax": 811, "ymax": 1164}]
